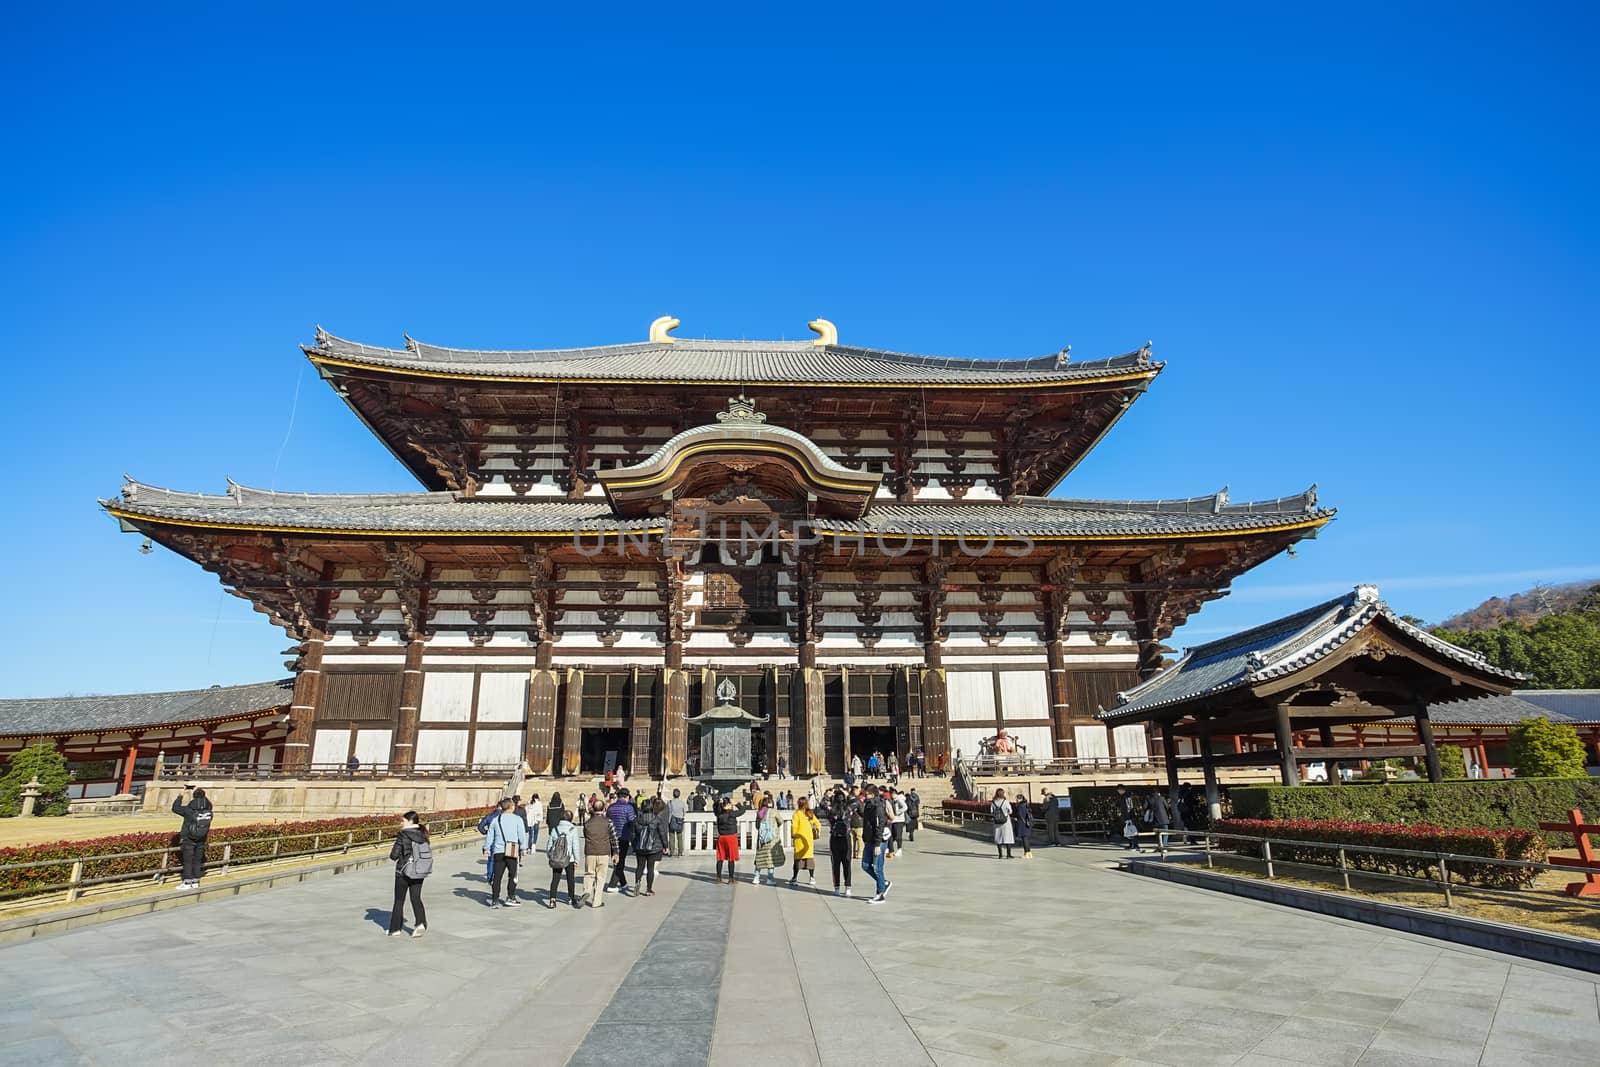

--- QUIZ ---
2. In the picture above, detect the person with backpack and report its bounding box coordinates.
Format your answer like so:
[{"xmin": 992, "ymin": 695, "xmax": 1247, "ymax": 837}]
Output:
[
  {"xmin": 666, "ymin": 789, "xmax": 687, "ymax": 858},
  {"xmin": 581, "ymin": 796, "xmax": 618, "ymax": 907},
  {"xmin": 631, "ymin": 797, "xmax": 667, "ymax": 896},
  {"xmin": 991, "ymin": 787, "xmax": 1015, "ymax": 859},
  {"xmin": 484, "ymin": 798, "xmax": 528, "ymax": 908},
  {"xmin": 171, "ymin": 786, "xmax": 213, "ymax": 890},
  {"xmin": 752, "ymin": 794, "xmax": 783, "ymax": 885},
  {"xmin": 823, "ymin": 787, "xmax": 856, "ymax": 897},
  {"xmin": 387, "ymin": 811, "xmax": 432, "ymax": 937},
  {"xmin": 545, "ymin": 807, "xmax": 584, "ymax": 909},
  {"xmin": 604, "ymin": 789, "xmax": 637, "ymax": 893},
  {"xmin": 905, "ymin": 788, "xmax": 921, "ymax": 844}
]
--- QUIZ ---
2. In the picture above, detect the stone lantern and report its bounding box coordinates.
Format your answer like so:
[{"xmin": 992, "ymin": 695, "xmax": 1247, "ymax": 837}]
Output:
[{"xmin": 686, "ymin": 679, "xmax": 768, "ymax": 795}]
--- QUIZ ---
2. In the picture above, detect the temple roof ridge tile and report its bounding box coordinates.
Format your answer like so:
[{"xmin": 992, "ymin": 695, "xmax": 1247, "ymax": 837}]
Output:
[{"xmin": 1014, "ymin": 485, "xmax": 1322, "ymax": 516}]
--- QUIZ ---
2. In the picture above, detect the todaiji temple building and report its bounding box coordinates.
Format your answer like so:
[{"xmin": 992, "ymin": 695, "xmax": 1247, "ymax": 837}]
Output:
[{"xmin": 98, "ymin": 316, "xmax": 1339, "ymax": 781}]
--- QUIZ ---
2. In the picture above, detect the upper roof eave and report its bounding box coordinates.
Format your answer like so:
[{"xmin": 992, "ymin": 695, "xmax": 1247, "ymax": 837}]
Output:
[{"xmin": 303, "ymin": 328, "xmax": 1164, "ymax": 388}]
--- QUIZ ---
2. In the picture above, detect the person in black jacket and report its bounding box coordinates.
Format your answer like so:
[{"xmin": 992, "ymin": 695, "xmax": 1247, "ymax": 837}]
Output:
[
  {"xmin": 824, "ymin": 787, "xmax": 856, "ymax": 897},
  {"xmin": 171, "ymin": 786, "xmax": 213, "ymax": 890},
  {"xmin": 388, "ymin": 811, "xmax": 430, "ymax": 937},
  {"xmin": 712, "ymin": 796, "xmax": 746, "ymax": 884},
  {"xmin": 904, "ymin": 788, "xmax": 921, "ymax": 844},
  {"xmin": 860, "ymin": 785, "xmax": 891, "ymax": 904}
]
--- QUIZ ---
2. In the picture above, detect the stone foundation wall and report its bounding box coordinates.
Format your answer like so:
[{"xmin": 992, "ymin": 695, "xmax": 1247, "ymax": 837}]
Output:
[{"xmin": 140, "ymin": 778, "xmax": 509, "ymax": 816}]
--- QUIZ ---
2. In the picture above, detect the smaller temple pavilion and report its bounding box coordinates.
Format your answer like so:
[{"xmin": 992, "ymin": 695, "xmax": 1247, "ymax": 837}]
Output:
[
  {"xmin": 1100, "ymin": 585, "xmax": 1526, "ymax": 818},
  {"xmin": 0, "ymin": 681, "xmax": 292, "ymax": 799}
]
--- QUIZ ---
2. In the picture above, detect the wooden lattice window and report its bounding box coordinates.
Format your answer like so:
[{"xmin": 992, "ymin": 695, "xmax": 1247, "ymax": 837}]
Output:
[{"xmin": 322, "ymin": 671, "xmax": 402, "ymax": 722}]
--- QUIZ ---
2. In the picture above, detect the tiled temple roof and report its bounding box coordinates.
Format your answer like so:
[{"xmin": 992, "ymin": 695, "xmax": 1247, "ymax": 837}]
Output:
[
  {"xmin": 1423, "ymin": 693, "xmax": 1579, "ymax": 725},
  {"xmin": 1101, "ymin": 585, "xmax": 1524, "ymax": 721},
  {"xmin": 306, "ymin": 328, "xmax": 1161, "ymax": 386},
  {"xmin": 0, "ymin": 679, "xmax": 293, "ymax": 737},
  {"xmin": 104, "ymin": 481, "xmax": 1331, "ymax": 540}
]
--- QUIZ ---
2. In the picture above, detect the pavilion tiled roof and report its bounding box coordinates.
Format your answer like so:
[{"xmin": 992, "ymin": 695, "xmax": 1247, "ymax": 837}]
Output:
[
  {"xmin": 0, "ymin": 679, "xmax": 293, "ymax": 738},
  {"xmin": 1100, "ymin": 585, "xmax": 1524, "ymax": 722},
  {"xmin": 104, "ymin": 481, "xmax": 1332, "ymax": 540},
  {"xmin": 1511, "ymin": 690, "xmax": 1600, "ymax": 723},
  {"xmin": 1422, "ymin": 693, "xmax": 1578, "ymax": 725},
  {"xmin": 306, "ymin": 329, "xmax": 1161, "ymax": 386}
]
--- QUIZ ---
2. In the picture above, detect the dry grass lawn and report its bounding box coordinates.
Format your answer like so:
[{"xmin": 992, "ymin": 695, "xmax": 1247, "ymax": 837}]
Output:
[{"xmin": 1191, "ymin": 849, "xmax": 1600, "ymax": 942}]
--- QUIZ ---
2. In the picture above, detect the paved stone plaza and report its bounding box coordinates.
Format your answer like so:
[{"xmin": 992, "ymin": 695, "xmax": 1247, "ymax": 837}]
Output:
[{"xmin": 2, "ymin": 831, "xmax": 1597, "ymax": 1066}]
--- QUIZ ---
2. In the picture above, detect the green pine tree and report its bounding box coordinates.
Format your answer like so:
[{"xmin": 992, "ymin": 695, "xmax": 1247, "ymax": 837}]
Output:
[{"xmin": 0, "ymin": 741, "xmax": 72, "ymax": 817}]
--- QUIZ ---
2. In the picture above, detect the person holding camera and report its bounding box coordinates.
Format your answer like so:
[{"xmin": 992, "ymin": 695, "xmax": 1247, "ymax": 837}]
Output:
[{"xmin": 171, "ymin": 785, "xmax": 214, "ymax": 890}]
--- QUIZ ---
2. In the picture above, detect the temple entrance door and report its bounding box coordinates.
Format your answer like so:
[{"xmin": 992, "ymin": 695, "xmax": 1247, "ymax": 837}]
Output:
[
  {"xmin": 580, "ymin": 728, "xmax": 629, "ymax": 774},
  {"xmin": 751, "ymin": 728, "xmax": 769, "ymax": 778},
  {"xmin": 849, "ymin": 725, "xmax": 898, "ymax": 774}
]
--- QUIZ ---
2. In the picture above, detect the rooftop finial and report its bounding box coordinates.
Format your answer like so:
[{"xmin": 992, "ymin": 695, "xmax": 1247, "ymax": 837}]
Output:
[
  {"xmin": 649, "ymin": 315, "xmax": 680, "ymax": 344},
  {"xmin": 808, "ymin": 318, "xmax": 838, "ymax": 347},
  {"xmin": 1355, "ymin": 583, "xmax": 1380, "ymax": 604}
]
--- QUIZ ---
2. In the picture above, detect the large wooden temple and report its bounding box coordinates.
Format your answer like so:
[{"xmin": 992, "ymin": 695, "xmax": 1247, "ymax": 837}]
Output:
[{"xmin": 103, "ymin": 316, "xmax": 1334, "ymax": 779}]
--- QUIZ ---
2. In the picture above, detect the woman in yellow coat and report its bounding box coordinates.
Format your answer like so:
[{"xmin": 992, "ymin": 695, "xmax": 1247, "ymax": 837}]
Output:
[{"xmin": 788, "ymin": 796, "xmax": 822, "ymax": 888}]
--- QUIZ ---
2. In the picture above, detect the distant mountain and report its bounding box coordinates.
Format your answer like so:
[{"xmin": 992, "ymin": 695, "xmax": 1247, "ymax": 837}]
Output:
[{"xmin": 1434, "ymin": 580, "xmax": 1600, "ymax": 631}]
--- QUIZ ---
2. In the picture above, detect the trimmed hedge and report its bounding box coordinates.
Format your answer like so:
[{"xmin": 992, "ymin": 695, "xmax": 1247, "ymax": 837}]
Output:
[
  {"xmin": 0, "ymin": 808, "xmax": 482, "ymax": 900},
  {"xmin": 1216, "ymin": 818, "xmax": 1547, "ymax": 890},
  {"xmin": 1231, "ymin": 778, "xmax": 1600, "ymax": 831}
]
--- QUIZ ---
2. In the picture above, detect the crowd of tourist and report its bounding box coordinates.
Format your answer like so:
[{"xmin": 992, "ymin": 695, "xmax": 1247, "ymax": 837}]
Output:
[{"xmin": 381, "ymin": 774, "xmax": 929, "ymax": 934}]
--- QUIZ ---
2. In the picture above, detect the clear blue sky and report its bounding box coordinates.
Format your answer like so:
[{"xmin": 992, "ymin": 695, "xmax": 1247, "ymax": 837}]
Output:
[{"xmin": 2, "ymin": 5, "xmax": 1595, "ymax": 697}]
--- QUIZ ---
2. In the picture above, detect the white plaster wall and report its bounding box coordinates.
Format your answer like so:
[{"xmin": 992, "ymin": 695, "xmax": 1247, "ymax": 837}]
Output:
[
  {"xmin": 420, "ymin": 673, "xmax": 474, "ymax": 722},
  {"xmin": 947, "ymin": 671, "xmax": 997, "ymax": 722},
  {"xmin": 415, "ymin": 729, "xmax": 468, "ymax": 765},
  {"xmin": 998, "ymin": 670, "xmax": 1049, "ymax": 720},
  {"xmin": 477, "ymin": 673, "xmax": 529, "ymax": 723},
  {"xmin": 354, "ymin": 729, "xmax": 393, "ymax": 765}
]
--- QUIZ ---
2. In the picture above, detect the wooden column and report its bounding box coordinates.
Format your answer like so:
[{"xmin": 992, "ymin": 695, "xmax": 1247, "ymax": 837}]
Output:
[
  {"xmin": 1414, "ymin": 706, "xmax": 1443, "ymax": 783},
  {"xmin": 392, "ymin": 638, "xmax": 425, "ymax": 774},
  {"xmin": 560, "ymin": 668, "xmax": 584, "ymax": 775},
  {"xmin": 662, "ymin": 668, "xmax": 689, "ymax": 777},
  {"xmin": 1199, "ymin": 721, "xmax": 1221, "ymax": 824},
  {"xmin": 526, "ymin": 668, "xmax": 560, "ymax": 776},
  {"xmin": 919, "ymin": 559, "xmax": 951, "ymax": 770},
  {"xmin": 1045, "ymin": 635, "xmax": 1074, "ymax": 761},
  {"xmin": 1274, "ymin": 703, "xmax": 1300, "ymax": 786},
  {"xmin": 1318, "ymin": 723, "xmax": 1340, "ymax": 785},
  {"xmin": 283, "ymin": 632, "xmax": 326, "ymax": 773},
  {"xmin": 1161, "ymin": 720, "xmax": 1180, "ymax": 799},
  {"xmin": 660, "ymin": 558, "xmax": 687, "ymax": 778},
  {"xmin": 199, "ymin": 737, "xmax": 213, "ymax": 766},
  {"xmin": 120, "ymin": 739, "xmax": 140, "ymax": 794},
  {"xmin": 839, "ymin": 665, "xmax": 853, "ymax": 769}
]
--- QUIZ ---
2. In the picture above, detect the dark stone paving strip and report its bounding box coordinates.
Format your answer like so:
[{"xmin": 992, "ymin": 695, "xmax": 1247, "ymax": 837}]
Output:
[{"xmin": 566, "ymin": 875, "xmax": 731, "ymax": 1067}]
